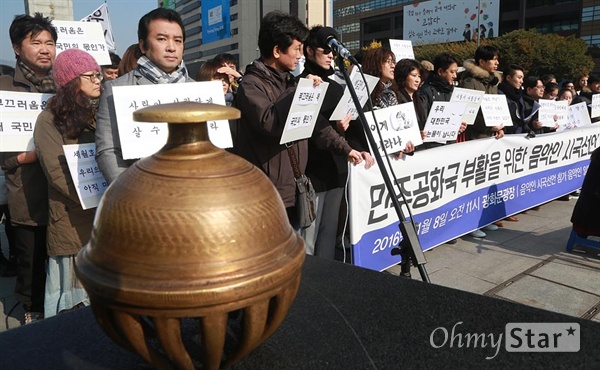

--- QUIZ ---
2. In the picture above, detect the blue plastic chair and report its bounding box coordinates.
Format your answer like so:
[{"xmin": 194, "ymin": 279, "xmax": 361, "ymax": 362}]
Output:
[{"xmin": 566, "ymin": 229, "xmax": 600, "ymax": 252}]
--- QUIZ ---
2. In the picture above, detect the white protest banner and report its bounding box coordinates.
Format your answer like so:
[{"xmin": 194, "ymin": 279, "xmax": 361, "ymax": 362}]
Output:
[
  {"xmin": 480, "ymin": 94, "xmax": 513, "ymax": 127},
  {"xmin": 349, "ymin": 125, "xmax": 600, "ymax": 271},
  {"xmin": 450, "ymin": 87, "xmax": 484, "ymax": 125},
  {"xmin": 423, "ymin": 101, "xmax": 466, "ymax": 142},
  {"xmin": 389, "ymin": 39, "xmax": 414, "ymax": 61},
  {"xmin": 52, "ymin": 20, "xmax": 110, "ymax": 65},
  {"xmin": 280, "ymin": 78, "xmax": 329, "ymax": 144},
  {"xmin": 363, "ymin": 103, "xmax": 423, "ymax": 156},
  {"xmin": 63, "ymin": 143, "xmax": 108, "ymax": 210},
  {"xmin": 112, "ymin": 81, "xmax": 232, "ymax": 160},
  {"xmin": 80, "ymin": 3, "xmax": 116, "ymax": 52},
  {"xmin": 592, "ymin": 94, "xmax": 600, "ymax": 119},
  {"xmin": 330, "ymin": 72, "xmax": 379, "ymax": 121},
  {"xmin": 566, "ymin": 102, "xmax": 592, "ymax": 131},
  {"xmin": 0, "ymin": 91, "xmax": 53, "ymax": 152}
]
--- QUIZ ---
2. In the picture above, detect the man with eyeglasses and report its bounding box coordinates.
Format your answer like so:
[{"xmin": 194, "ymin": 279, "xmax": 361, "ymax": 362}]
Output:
[
  {"xmin": 95, "ymin": 8, "xmax": 193, "ymax": 183},
  {"xmin": 522, "ymin": 75, "xmax": 550, "ymax": 134},
  {"xmin": 0, "ymin": 13, "xmax": 57, "ymax": 324}
]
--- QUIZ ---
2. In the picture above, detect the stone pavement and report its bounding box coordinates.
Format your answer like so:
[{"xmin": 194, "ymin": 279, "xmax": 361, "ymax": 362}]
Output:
[
  {"xmin": 1, "ymin": 196, "xmax": 599, "ymax": 332},
  {"xmin": 391, "ymin": 195, "xmax": 600, "ymax": 323}
]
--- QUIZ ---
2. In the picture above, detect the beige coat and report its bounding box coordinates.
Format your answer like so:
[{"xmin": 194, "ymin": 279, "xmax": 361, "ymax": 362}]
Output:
[
  {"xmin": 34, "ymin": 110, "xmax": 96, "ymax": 256},
  {"xmin": 460, "ymin": 59, "xmax": 502, "ymax": 139}
]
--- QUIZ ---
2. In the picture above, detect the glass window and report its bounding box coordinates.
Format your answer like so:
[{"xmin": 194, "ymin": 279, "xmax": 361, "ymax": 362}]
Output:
[{"xmin": 364, "ymin": 19, "xmax": 390, "ymax": 34}]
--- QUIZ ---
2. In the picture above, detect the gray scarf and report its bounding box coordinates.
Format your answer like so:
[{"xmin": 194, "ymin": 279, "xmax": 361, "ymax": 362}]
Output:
[{"xmin": 136, "ymin": 55, "xmax": 188, "ymax": 84}]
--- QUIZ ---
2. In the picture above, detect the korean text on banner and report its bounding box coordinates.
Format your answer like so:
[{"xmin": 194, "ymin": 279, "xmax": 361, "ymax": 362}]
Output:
[{"xmin": 349, "ymin": 126, "xmax": 599, "ymax": 271}]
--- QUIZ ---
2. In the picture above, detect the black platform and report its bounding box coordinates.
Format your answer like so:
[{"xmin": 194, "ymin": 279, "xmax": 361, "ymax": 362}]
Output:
[{"xmin": 1, "ymin": 256, "xmax": 598, "ymax": 369}]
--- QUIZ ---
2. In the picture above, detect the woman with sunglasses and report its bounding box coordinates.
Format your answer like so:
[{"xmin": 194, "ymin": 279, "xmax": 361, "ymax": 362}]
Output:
[{"xmin": 33, "ymin": 49, "xmax": 102, "ymax": 318}]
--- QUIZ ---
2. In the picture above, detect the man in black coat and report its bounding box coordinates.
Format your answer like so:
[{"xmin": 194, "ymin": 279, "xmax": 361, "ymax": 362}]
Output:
[
  {"xmin": 235, "ymin": 15, "xmax": 362, "ymax": 231},
  {"xmin": 296, "ymin": 26, "xmax": 373, "ymax": 258},
  {"xmin": 417, "ymin": 52, "xmax": 466, "ymax": 148},
  {"xmin": 571, "ymin": 147, "xmax": 600, "ymax": 236},
  {"xmin": 497, "ymin": 64, "xmax": 527, "ymax": 134}
]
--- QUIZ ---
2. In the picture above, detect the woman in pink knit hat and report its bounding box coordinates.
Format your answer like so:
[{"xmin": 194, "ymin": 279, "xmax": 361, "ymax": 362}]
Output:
[{"xmin": 33, "ymin": 48, "xmax": 102, "ymax": 319}]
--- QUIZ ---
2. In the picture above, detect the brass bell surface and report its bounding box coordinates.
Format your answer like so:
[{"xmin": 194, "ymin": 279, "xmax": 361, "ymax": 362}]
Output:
[{"xmin": 76, "ymin": 102, "xmax": 306, "ymax": 370}]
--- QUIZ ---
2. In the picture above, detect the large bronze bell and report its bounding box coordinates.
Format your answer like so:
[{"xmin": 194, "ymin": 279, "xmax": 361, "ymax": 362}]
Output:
[{"xmin": 76, "ymin": 102, "xmax": 305, "ymax": 370}]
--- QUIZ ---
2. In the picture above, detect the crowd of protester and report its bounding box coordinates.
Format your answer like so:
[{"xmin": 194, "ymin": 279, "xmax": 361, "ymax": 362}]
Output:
[{"xmin": 1, "ymin": 9, "xmax": 597, "ymax": 326}]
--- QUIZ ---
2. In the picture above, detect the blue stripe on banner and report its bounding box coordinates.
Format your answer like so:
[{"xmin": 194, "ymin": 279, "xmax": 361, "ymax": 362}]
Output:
[{"xmin": 352, "ymin": 159, "xmax": 590, "ymax": 272}]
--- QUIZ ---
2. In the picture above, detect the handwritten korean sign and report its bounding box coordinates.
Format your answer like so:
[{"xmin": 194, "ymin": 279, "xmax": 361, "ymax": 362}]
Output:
[
  {"xmin": 591, "ymin": 94, "xmax": 600, "ymax": 119},
  {"xmin": 480, "ymin": 94, "xmax": 513, "ymax": 127},
  {"xmin": 423, "ymin": 101, "xmax": 466, "ymax": 142},
  {"xmin": 450, "ymin": 87, "xmax": 483, "ymax": 125},
  {"xmin": 112, "ymin": 81, "xmax": 232, "ymax": 160},
  {"xmin": 389, "ymin": 39, "xmax": 415, "ymax": 61},
  {"xmin": 364, "ymin": 102, "xmax": 423, "ymax": 156},
  {"xmin": 330, "ymin": 72, "xmax": 379, "ymax": 121},
  {"xmin": 63, "ymin": 143, "xmax": 107, "ymax": 210},
  {"xmin": 52, "ymin": 20, "xmax": 110, "ymax": 65},
  {"xmin": 0, "ymin": 91, "xmax": 53, "ymax": 152},
  {"xmin": 563, "ymin": 102, "xmax": 592, "ymax": 131},
  {"xmin": 538, "ymin": 99, "xmax": 567, "ymax": 128},
  {"xmin": 280, "ymin": 78, "xmax": 329, "ymax": 144}
]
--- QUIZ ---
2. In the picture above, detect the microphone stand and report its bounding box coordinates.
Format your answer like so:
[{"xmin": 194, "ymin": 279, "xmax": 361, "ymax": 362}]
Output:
[{"xmin": 336, "ymin": 54, "xmax": 430, "ymax": 283}]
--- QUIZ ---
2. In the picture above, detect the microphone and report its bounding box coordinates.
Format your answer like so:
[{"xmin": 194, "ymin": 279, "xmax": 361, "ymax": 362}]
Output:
[{"xmin": 316, "ymin": 27, "xmax": 358, "ymax": 64}]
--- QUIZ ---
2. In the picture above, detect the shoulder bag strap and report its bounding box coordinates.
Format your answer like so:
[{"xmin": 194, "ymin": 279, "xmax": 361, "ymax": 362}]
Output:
[{"xmin": 286, "ymin": 143, "xmax": 302, "ymax": 180}]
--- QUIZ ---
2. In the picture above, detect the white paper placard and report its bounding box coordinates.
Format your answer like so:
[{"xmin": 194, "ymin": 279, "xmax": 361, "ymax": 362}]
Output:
[
  {"xmin": 280, "ymin": 78, "xmax": 329, "ymax": 144},
  {"xmin": 0, "ymin": 91, "xmax": 54, "ymax": 152},
  {"xmin": 52, "ymin": 20, "xmax": 110, "ymax": 65},
  {"xmin": 450, "ymin": 87, "xmax": 484, "ymax": 125},
  {"xmin": 423, "ymin": 101, "xmax": 466, "ymax": 142},
  {"xmin": 553, "ymin": 100, "xmax": 569, "ymax": 128},
  {"xmin": 563, "ymin": 102, "xmax": 592, "ymax": 131},
  {"xmin": 364, "ymin": 102, "xmax": 423, "ymax": 156},
  {"xmin": 62, "ymin": 143, "xmax": 108, "ymax": 210},
  {"xmin": 538, "ymin": 99, "xmax": 567, "ymax": 128},
  {"xmin": 329, "ymin": 72, "xmax": 379, "ymax": 121},
  {"xmin": 112, "ymin": 81, "xmax": 232, "ymax": 160},
  {"xmin": 480, "ymin": 94, "xmax": 513, "ymax": 127},
  {"xmin": 389, "ymin": 39, "xmax": 415, "ymax": 61},
  {"xmin": 591, "ymin": 94, "xmax": 600, "ymax": 118}
]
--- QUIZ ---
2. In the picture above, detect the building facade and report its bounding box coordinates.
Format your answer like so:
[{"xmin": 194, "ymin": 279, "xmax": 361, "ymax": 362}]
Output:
[
  {"xmin": 25, "ymin": 0, "xmax": 74, "ymax": 20},
  {"xmin": 166, "ymin": 0, "xmax": 331, "ymax": 76},
  {"xmin": 333, "ymin": 0, "xmax": 600, "ymax": 52}
]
